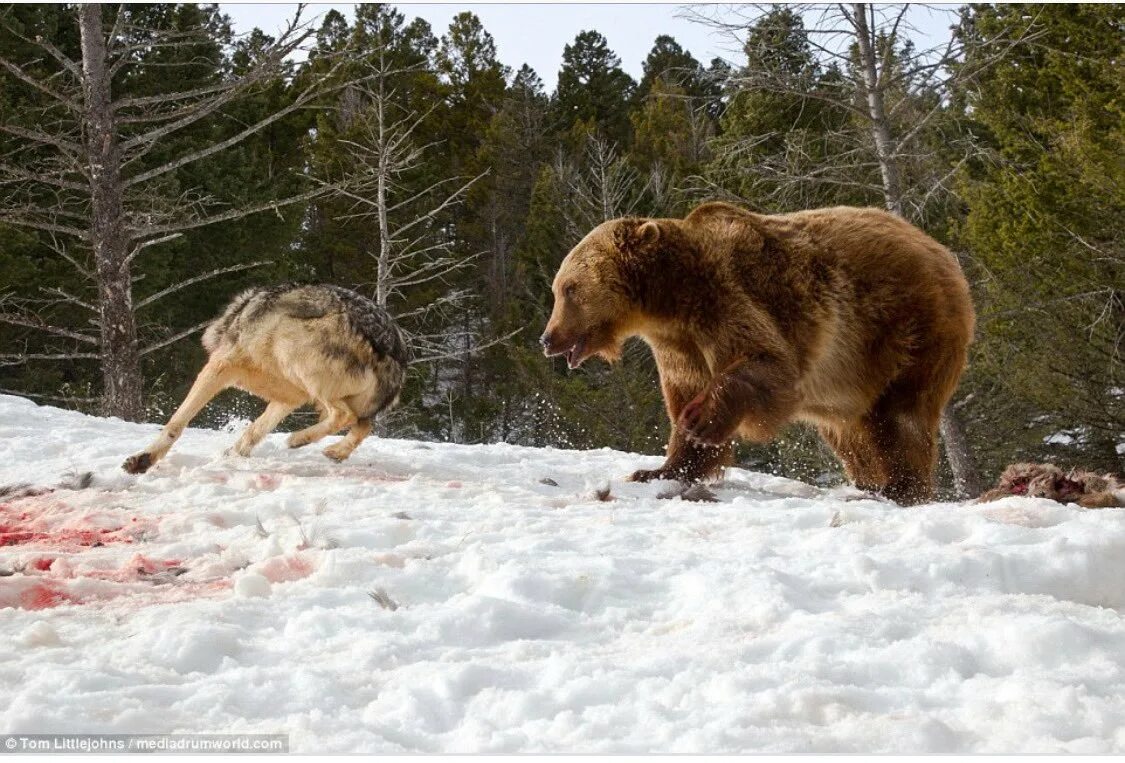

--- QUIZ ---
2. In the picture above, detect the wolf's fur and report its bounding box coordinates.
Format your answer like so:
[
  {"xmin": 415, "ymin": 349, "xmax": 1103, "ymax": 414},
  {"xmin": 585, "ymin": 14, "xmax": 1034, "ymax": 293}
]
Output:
[
  {"xmin": 979, "ymin": 462, "xmax": 1124, "ymax": 508},
  {"xmin": 122, "ymin": 284, "xmax": 408, "ymax": 474}
]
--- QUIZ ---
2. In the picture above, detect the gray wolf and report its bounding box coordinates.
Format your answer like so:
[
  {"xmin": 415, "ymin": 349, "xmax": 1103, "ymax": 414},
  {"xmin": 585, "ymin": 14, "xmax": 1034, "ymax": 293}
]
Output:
[{"xmin": 123, "ymin": 284, "xmax": 408, "ymax": 474}]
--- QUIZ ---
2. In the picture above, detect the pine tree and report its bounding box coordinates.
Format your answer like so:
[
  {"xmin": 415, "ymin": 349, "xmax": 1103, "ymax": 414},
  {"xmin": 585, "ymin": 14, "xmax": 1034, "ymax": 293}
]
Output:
[
  {"xmin": 703, "ymin": 8, "xmax": 855, "ymax": 210},
  {"xmin": 955, "ymin": 3, "xmax": 1125, "ymax": 473},
  {"xmin": 629, "ymin": 36, "xmax": 717, "ymax": 187},
  {"xmin": 635, "ymin": 34, "xmax": 704, "ymax": 101},
  {"xmin": 554, "ymin": 30, "xmax": 635, "ymax": 147}
]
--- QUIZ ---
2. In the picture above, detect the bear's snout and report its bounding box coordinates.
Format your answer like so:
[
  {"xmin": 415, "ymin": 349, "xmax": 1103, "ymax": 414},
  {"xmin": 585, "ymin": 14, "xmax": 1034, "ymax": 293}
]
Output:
[
  {"xmin": 539, "ymin": 329, "xmax": 572, "ymax": 358},
  {"xmin": 539, "ymin": 320, "xmax": 569, "ymax": 353},
  {"xmin": 540, "ymin": 327, "xmax": 589, "ymax": 368}
]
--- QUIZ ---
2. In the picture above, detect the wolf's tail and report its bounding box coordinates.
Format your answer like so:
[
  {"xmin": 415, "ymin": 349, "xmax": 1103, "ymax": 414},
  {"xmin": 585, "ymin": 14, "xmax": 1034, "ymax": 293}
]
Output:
[{"xmin": 365, "ymin": 356, "xmax": 407, "ymax": 422}]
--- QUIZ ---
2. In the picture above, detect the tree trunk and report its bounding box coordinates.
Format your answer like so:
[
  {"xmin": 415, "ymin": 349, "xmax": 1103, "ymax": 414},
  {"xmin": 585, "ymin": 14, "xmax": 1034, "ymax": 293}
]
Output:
[
  {"xmin": 374, "ymin": 71, "xmax": 391, "ymax": 308},
  {"xmin": 852, "ymin": 3, "xmax": 904, "ymax": 214},
  {"xmin": 851, "ymin": 2, "xmax": 982, "ymax": 498},
  {"xmin": 80, "ymin": 3, "xmax": 143, "ymax": 421},
  {"xmin": 939, "ymin": 409, "xmax": 984, "ymax": 498}
]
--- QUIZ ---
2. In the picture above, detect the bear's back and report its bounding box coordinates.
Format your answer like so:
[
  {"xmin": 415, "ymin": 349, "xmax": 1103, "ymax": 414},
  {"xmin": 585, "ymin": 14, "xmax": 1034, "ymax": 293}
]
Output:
[{"xmin": 768, "ymin": 206, "xmax": 962, "ymax": 282}]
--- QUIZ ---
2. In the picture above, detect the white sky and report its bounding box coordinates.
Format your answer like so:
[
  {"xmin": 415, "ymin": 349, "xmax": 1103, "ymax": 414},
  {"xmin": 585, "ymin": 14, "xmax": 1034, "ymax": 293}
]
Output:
[{"xmin": 221, "ymin": 3, "xmax": 959, "ymax": 91}]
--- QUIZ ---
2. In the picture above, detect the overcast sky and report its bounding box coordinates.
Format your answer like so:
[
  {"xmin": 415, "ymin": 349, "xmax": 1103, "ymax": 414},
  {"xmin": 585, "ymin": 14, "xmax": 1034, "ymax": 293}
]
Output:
[{"xmin": 221, "ymin": 3, "xmax": 958, "ymax": 92}]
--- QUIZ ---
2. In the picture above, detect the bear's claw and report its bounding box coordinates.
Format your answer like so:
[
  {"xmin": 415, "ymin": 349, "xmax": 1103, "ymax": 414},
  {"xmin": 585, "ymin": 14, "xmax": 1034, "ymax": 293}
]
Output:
[{"xmin": 630, "ymin": 466, "xmax": 705, "ymax": 484}]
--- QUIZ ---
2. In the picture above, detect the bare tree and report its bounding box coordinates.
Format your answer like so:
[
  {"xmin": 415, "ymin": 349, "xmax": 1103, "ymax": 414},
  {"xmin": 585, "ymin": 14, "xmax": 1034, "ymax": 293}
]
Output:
[
  {"xmin": 0, "ymin": 4, "xmax": 356, "ymax": 420},
  {"xmin": 687, "ymin": 3, "xmax": 1037, "ymax": 496},
  {"xmin": 329, "ymin": 60, "xmax": 488, "ymax": 365},
  {"xmin": 554, "ymin": 135, "xmax": 657, "ymax": 240}
]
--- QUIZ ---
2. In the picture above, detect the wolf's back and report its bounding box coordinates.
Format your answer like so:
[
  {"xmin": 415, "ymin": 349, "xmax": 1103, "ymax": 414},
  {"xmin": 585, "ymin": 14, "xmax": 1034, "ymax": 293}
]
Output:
[{"xmin": 202, "ymin": 284, "xmax": 408, "ymax": 418}]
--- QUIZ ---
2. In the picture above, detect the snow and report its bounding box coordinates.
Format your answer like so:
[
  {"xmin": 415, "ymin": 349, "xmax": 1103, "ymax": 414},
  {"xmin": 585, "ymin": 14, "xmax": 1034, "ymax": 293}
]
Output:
[{"xmin": 2, "ymin": 393, "xmax": 1125, "ymax": 753}]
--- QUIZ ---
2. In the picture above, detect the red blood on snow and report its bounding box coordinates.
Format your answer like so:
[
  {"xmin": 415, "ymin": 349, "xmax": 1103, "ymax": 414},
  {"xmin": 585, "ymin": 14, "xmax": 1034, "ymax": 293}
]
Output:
[
  {"xmin": 19, "ymin": 583, "xmax": 74, "ymax": 611},
  {"xmin": 259, "ymin": 554, "xmax": 314, "ymax": 583},
  {"xmin": 0, "ymin": 496, "xmax": 147, "ymax": 550},
  {"xmin": 0, "ymin": 526, "xmax": 135, "ymax": 548}
]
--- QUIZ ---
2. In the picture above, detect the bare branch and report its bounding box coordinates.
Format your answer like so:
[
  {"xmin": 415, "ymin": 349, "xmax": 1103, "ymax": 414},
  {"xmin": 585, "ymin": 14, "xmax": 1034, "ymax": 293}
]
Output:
[
  {"xmin": 42, "ymin": 234, "xmax": 94, "ymax": 280},
  {"xmin": 390, "ymin": 172, "xmax": 488, "ymax": 240},
  {"xmin": 409, "ymin": 326, "xmax": 525, "ymax": 365},
  {"xmin": 135, "ymin": 261, "xmax": 270, "ymax": 310},
  {"xmin": 123, "ymin": 232, "xmax": 183, "ymax": 267},
  {"xmin": 0, "ymin": 161, "xmax": 86, "ymax": 192},
  {"xmin": 0, "ymin": 54, "xmax": 80, "ymax": 111},
  {"xmin": 0, "ymin": 212, "xmax": 87, "ymax": 239},
  {"xmin": 140, "ymin": 319, "xmax": 211, "ymax": 356},
  {"xmin": 0, "ymin": 16, "xmax": 82, "ymax": 79},
  {"xmin": 0, "ymin": 123, "xmax": 82, "ymax": 156},
  {"xmin": 0, "ymin": 351, "xmax": 99, "ymax": 366},
  {"xmin": 124, "ymin": 52, "xmax": 357, "ymax": 186},
  {"xmin": 118, "ymin": 23, "xmax": 313, "ymax": 153},
  {"xmin": 105, "ymin": 4, "xmax": 127, "ymax": 53},
  {"xmin": 113, "ymin": 81, "xmax": 240, "ymax": 111},
  {"xmin": 128, "ymin": 186, "xmax": 326, "ymax": 238},
  {"xmin": 38, "ymin": 286, "xmax": 97, "ymax": 313},
  {"xmin": 0, "ymin": 311, "xmax": 98, "ymax": 344}
]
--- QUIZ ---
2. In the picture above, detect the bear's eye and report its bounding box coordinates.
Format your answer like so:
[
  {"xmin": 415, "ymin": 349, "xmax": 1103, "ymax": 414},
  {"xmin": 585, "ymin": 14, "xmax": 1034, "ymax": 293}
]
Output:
[{"xmin": 564, "ymin": 284, "xmax": 577, "ymax": 300}]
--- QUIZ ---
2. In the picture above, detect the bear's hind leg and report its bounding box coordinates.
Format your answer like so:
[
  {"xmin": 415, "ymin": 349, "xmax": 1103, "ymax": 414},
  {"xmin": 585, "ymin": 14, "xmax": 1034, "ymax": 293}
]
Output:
[
  {"xmin": 818, "ymin": 418, "xmax": 888, "ymax": 494},
  {"xmin": 870, "ymin": 403, "xmax": 940, "ymax": 506}
]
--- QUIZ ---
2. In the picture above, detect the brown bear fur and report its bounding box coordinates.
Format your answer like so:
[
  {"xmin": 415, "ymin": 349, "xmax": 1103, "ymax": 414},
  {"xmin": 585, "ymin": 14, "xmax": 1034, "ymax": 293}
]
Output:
[{"xmin": 541, "ymin": 201, "xmax": 975, "ymax": 505}]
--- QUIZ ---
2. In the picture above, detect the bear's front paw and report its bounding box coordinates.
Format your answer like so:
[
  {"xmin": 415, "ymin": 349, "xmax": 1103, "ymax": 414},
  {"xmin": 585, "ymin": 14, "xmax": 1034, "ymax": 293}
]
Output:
[
  {"xmin": 629, "ymin": 468, "xmax": 672, "ymax": 483},
  {"xmin": 629, "ymin": 465, "xmax": 707, "ymax": 484},
  {"xmin": 677, "ymin": 397, "xmax": 736, "ymax": 447}
]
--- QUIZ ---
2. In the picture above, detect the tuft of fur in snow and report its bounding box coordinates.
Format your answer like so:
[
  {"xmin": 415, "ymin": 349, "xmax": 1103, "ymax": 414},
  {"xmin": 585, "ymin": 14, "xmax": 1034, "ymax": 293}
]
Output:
[{"xmin": 367, "ymin": 588, "xmax": 399, "ymax": 611}]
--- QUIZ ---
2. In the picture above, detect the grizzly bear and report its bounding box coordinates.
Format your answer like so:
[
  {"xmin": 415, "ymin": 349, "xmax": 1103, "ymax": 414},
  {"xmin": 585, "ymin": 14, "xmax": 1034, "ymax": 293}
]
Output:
[{"xmin": 540, "ymin": 201, "xmax": 975, "ymax": 505}]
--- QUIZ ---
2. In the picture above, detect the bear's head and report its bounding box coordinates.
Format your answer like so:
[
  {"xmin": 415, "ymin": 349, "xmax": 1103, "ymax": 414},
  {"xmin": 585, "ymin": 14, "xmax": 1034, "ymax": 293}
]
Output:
[{"xmin": 540, "ymin": 218, "xmax": 663, "ymax": 369}]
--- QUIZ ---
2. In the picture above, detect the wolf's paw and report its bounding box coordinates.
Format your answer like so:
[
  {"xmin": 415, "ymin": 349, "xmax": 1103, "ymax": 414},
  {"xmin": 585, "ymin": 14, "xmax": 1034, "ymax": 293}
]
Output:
[
  {"xmin": 226, "ymin": 441, "xmax": 254, "ymax": 458},
  {"xmin": 122, "ymin": 452, "xmax": 153, "ymax": 475},
  {"xmin": 322, "ymin": 443, "xmax": 352, "ymax": 462},
  {"xmin": 286, "ymin": 433, "xmax": 311, "ymax": 449}
]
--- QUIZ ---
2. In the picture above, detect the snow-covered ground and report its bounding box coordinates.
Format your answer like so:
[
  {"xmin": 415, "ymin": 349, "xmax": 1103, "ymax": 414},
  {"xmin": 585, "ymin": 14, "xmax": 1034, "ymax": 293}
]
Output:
[{"xmin": 2, "ymin": 393, "xmax": 1124, "ymax": 753}]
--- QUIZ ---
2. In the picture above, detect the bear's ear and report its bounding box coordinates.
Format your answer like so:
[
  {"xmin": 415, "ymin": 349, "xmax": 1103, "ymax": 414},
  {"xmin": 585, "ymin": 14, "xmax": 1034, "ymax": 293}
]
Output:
[
  {"xmin": 617, "ymin": 219, "xmax": 662, "ymax": 253},
  {"xmin": 636, "ymin": 220, "xmax": 660, "ymax": 247}
]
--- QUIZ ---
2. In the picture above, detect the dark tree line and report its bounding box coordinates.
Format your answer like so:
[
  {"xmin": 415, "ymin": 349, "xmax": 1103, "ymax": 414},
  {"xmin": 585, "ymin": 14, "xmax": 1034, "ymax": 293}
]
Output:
[{"xmin": 1, "ymin": 3, "xmax": 1120, "ymax": 493}]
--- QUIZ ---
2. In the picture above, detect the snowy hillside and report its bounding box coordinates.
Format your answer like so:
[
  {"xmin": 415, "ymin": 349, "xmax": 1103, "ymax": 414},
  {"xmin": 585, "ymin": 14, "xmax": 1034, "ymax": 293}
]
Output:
[{"xmin": 1, "ymin": 393, "xmax": 1124, "ymax": 753}]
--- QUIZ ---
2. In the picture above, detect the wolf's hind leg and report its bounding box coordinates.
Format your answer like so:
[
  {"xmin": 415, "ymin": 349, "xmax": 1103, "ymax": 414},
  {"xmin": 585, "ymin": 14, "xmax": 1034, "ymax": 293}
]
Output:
[
  {"xmin": 287, "ymin": 401, "xmax": 355, "ymax": 449},
  {"xmin": 1079, "ymin": 491, "xmax": 1123, "ymax": 508},
  {"xmin": 323, "ymin": 417, "xmax": 373, "ymax": 462},
  {"xmin": 229, "ymin": 400, "xmax": 299, "ymax": 457},
  {"xmin": 123, "ymin": 359, "xmax": 233, "ymax": 474}
]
